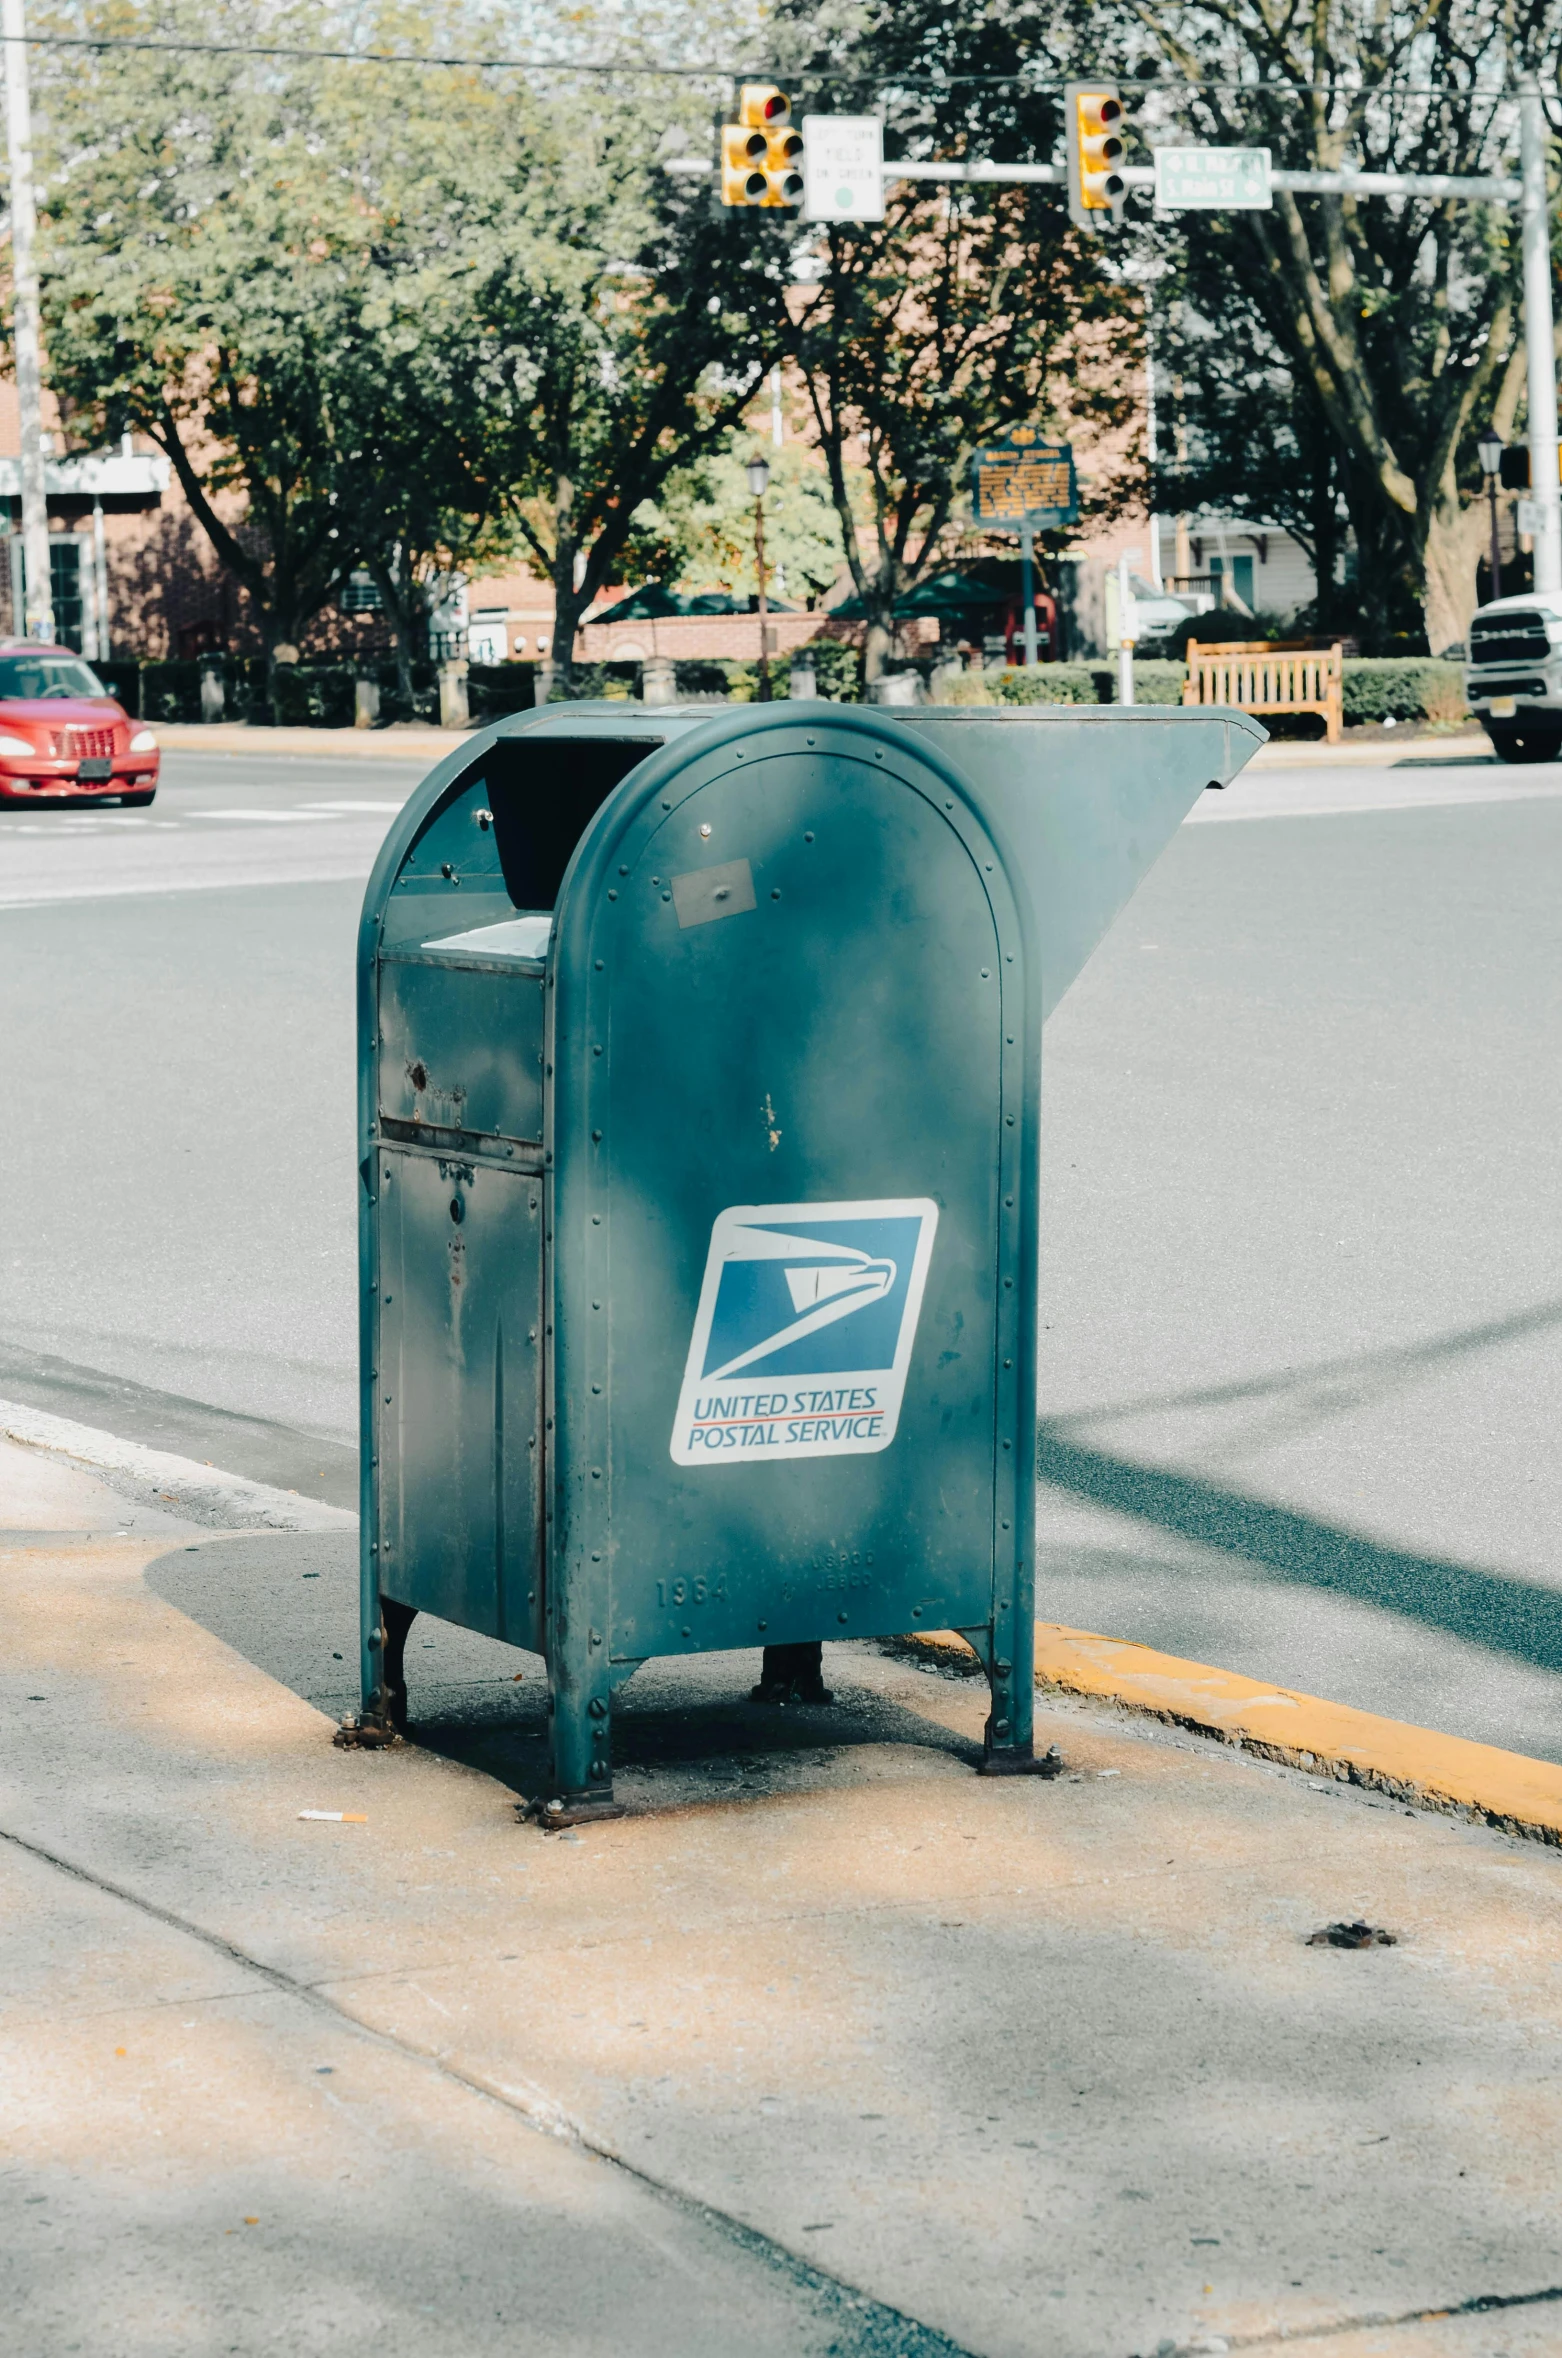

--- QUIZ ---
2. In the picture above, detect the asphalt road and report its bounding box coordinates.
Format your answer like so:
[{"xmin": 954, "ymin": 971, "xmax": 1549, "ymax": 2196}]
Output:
[
  {"xmin": 0, "ymin": 751, "xmax": 424, "ymax": 1492},
  {"xmin": 4, "ymin": 735, "xmax": 1562, "ymax": 1754}
]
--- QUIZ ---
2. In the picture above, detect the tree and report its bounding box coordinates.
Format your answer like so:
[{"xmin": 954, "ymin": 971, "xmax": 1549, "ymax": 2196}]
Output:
[
  {"xmin": 1149, "ymin": 245, "xmax": 1357, "ymax": 634},
  {"xmin": 1118, "ymin": 4, "xmax": 1548, "ymax": 652},
  {"xmin": 648, "ymin": 426, "xmax": 855, "ymax": 605},
  {"xmin": 38, "ymin": 2, "xmax": 509, "ymax": 700},
  {"xmin": 452, "ymin": 101, "xmax": 796, "ymax": 694},
  {"xmin": 778, "ymin": 1, "xmax": 1140, "ymax": 680}
]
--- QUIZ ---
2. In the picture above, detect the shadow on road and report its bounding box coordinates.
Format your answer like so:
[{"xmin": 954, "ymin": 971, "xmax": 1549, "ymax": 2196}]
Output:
[{"xmin": 1036, "ymin": 1299, "xmax": 1562, "ymax": 1682}]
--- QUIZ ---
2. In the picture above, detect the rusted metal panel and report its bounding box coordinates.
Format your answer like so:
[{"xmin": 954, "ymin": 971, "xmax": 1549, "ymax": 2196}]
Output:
[{"xmin": 377, "ymin": 954, "xmax": 545, "ymax": 1145}]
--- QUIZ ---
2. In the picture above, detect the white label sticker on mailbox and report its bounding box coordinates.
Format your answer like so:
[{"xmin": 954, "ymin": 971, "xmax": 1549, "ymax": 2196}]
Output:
[{"xmin": 670, "ymin": 1198, "xmax": 939, "ymax": 1465}]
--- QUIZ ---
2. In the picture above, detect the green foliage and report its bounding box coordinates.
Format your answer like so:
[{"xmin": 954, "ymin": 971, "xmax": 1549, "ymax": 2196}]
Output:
[
  {"xmin": 38, "ymin": 0, "xmax": 508, "ymax": 687},
  {"xmin": 777, "ymin": 0, "xmax": 1139, "ymax": 677},
  {"xmin": 990, "ymin": 665, "xmax": 1107, "ymax": 706},
  {"xmin": 804, "ymin": 639, "xmax": 863, "ymax": 702},
  {"xmin": 36, "ymin": 1, "xmax": 793, "ymax": 697},
  {"xmin": 1130, "ymin": 0, "xmax": 1531, "ymax": 650},
  {"xmin": 647, "ymin": 434, "xmax": 853, "ymax": 607},
  {"xmin": 1340, "ymin": 660, "xmax": 1470, "ymax": 726},
  {"xmin": 1116, "ymin": 661, "xmax": 1187, "ymax": 707},
  {"xmin": 979, "ymin": 660, "xmax": 1187, "ymax": 707},
  {"xmin": 449, "ymin": 56, "xmax": 796, "ymax": 689},
  {"xmin": 272, "ymin": 666, "xmax": 359, "ymax": 729}
]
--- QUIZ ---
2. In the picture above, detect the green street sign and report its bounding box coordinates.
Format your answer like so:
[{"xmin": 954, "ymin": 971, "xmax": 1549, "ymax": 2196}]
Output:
[
  {"xmin": 971, "ymin": 432, "xmax": 1078, "ymax": 528},
  {"xmin": 1154, "ymin": 147, "xmax": 1272, "ymax": 211}
]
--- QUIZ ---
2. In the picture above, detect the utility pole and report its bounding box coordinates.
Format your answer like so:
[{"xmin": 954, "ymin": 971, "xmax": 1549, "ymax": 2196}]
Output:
[
  {"xmin": 1519, "ymin": 80, "xmax": 1561, "ymax": 598},
  {"xmin": 3, "ymin": 0, "xmax": 53, "ymax": 641}
]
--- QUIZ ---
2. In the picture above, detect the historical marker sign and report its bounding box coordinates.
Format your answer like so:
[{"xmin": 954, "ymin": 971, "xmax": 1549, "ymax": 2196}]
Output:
[{"xmin": 971, "ymin": 430, "xmax": 1078, "ymax": 529}]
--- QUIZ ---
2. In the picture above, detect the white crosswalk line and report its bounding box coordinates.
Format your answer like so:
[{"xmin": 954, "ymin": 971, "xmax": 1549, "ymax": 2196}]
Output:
[
  {"xmin": 188, "ymin": 807, "xmax": 334, "ymax": 823},
  {"xmin": 295, "ymin": 798, "xmax": 407, "ymax": 813}
]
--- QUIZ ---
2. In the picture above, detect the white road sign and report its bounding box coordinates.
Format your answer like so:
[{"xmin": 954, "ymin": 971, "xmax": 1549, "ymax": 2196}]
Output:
[
  {"xmin": 803, "ymin": 116, "xmax": 885, "ymax": 223},
  {"xmin": 1154, "ymin": 147, "xmax": 1273, "ymax": 211}
]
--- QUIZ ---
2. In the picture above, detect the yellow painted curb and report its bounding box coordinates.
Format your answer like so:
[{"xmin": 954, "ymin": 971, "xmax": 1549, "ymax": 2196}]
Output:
[{"xmin": 907, "ymin": 1625, "xmax": 1562, "ymax": 1846}]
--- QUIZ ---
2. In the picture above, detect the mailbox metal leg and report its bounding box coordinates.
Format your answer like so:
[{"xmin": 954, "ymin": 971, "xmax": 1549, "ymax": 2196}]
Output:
[
  {"xmin": 544, "ymin": 1650, "xmax": 624, "ymax": 1824},
  {"xmin": 970, "ymin": 1611, "xmax": 1063, "ymax": 1779},
  {"xmin": 750, "ymin": 1642, "xmax": 834, "ymax": 1706},
  {"xmin": 334, "ymin": 1576, "xmax": 408, "ymax": 1751}
]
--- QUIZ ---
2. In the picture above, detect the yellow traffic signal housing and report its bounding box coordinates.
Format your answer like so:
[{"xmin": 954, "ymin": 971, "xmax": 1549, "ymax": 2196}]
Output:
[
  {"xmin": 1066, "ymin": 82, "xmax": 1127, "ymax": 231},
  {"xmin": 721, "ymin": 87, "xmax": 803, "ymax": 206},
  {"xmin": 739, "ymin": 83, "xmax": 790, "ymax": 132},
  {"xmin": 722, "ymin": 123, "xmax": 771, "ymax": 205},
  {"xmin": 764, "ymin": 125, "xmax": 804, "ymax": 205}
]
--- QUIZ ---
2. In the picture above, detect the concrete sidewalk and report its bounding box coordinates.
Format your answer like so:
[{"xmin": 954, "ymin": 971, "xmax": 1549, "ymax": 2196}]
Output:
[
  {"xmin": 3, "ymin": 1434, "xmax": 1560, "ymax": 2358},
  {"xmin": 155, "ymin": 721, "xmax": 465, "ymax": 761}
]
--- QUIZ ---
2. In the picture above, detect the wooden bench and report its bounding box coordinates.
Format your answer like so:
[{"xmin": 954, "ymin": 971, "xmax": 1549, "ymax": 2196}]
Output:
[{"xmin": 1181, "ymin": 637, "xmax": 1344, "ymax": 744}]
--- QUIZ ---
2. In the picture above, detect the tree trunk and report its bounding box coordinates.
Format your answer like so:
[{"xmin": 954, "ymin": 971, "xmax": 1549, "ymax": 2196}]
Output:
[
  {"xmin": 1420, "ymin": 498, "xmax": 1489, "ymax": 656},
  {"xmin": 862, "ymin": 609, "xmax": 894, "ymax": 685},
  {"xmin": 367, "ymin": 555, "xmax": 418, "ymax": 713},
  {"xmin": 549, "ymin": 559, "xmax": 588, "ymax": 698}
]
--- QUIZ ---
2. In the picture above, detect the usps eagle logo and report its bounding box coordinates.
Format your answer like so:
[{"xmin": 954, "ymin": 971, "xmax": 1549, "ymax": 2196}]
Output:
[{"xmin": 670, "ymin": 1199, "xmax": 939, "ymax": 1465}]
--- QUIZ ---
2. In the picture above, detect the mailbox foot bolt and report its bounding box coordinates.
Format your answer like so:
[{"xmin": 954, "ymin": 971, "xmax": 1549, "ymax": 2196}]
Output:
[
  {"xmin": 521, "ymin": 1795, "xmax": 626, "ymax": 1830},
  {"xmin": 978, "ymin": 1743, "xmax": 1065, "ymax": 1779},
  {"xmin": 750, "ymin": 1642, "xmax": 834, "ymax": 1707},
  {"xmin": 333, "ymin": 1711, "xmax": 406, "ymax": 1752}
]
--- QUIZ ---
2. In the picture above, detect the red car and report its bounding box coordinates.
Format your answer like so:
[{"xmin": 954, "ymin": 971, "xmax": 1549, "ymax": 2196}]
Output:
[{"xmin": 0, "ymin": 642, "xmax": 159, "ymax": 805}]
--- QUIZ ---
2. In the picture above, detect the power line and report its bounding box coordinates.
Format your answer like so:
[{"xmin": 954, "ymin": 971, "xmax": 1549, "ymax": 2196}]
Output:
[{"xmin": 0, "ymin": 32, "xmax": 1535, "ymax": 100}]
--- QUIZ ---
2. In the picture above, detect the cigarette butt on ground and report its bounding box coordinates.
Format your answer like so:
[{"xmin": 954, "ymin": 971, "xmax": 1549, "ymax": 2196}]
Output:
[{"xmin": 297, "ymin": 1810, "xmax": 368, "ymax": 1823}]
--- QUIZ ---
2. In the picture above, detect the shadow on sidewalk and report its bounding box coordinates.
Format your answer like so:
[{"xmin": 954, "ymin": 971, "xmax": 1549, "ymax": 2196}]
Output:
[{"xmin": 144, "ymin": 1531, "xmax": 979, "ymax": 1807}]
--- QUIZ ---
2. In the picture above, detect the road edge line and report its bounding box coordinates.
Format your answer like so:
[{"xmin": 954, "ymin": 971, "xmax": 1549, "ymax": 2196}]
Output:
[
  {"xmin": 0, "ymin": 1398, "xmax": 357, "ymax": 1534},
  {"xmin": 903, "ymin": 1625, "xmax": 1562, "ymax": 1847}
]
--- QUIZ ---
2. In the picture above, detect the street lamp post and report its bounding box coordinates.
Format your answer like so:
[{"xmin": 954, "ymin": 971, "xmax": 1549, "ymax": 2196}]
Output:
[
  {"xmin": 1476, "ymin": 431, "xmax": 1505, "ymax": 604},
  {"xmin": 746, "ymin": 453, "xmax": 772, "ymax": 701}
]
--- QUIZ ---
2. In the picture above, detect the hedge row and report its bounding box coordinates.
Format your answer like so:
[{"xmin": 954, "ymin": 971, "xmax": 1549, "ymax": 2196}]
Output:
[
  {"xmin": 943, "ymin": 655, "xmax": 1471, "ymax": 725},
  {"xmin": 945, "ymin": 660, "xmax": 1184, "ymax": 707},
  {"xmin": 1339, "ymin": 659, "xmax": 1468, "ymax": 726},
  {"xmin": 97, "ymin": 655, "xmax": 545, "ymax": 728},
  {"xmin": 89, "ymin": 648, "xmax": 1474, "ymax": 728}
]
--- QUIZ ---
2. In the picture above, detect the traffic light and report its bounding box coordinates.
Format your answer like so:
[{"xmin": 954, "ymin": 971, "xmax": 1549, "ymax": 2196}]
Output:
[
  {"xmin": 1066, "ymin": 82, "xmax": 1128, "ymax": 231},
  {"xmin": 720, "ymin": 85, "xmax": 804, "ymax": 207}
]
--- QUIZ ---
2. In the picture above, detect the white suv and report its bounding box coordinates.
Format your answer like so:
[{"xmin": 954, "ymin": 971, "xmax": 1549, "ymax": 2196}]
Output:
[{"xmin": 1464, "ymin": 593, "xmax": 1562, "ymax": 761}]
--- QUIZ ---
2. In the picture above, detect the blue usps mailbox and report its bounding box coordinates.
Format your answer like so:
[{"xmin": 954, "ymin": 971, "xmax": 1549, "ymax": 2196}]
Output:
[{"xmin": 348, "ymin": 700, "xmax": 1262, "ymax": 1817}]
